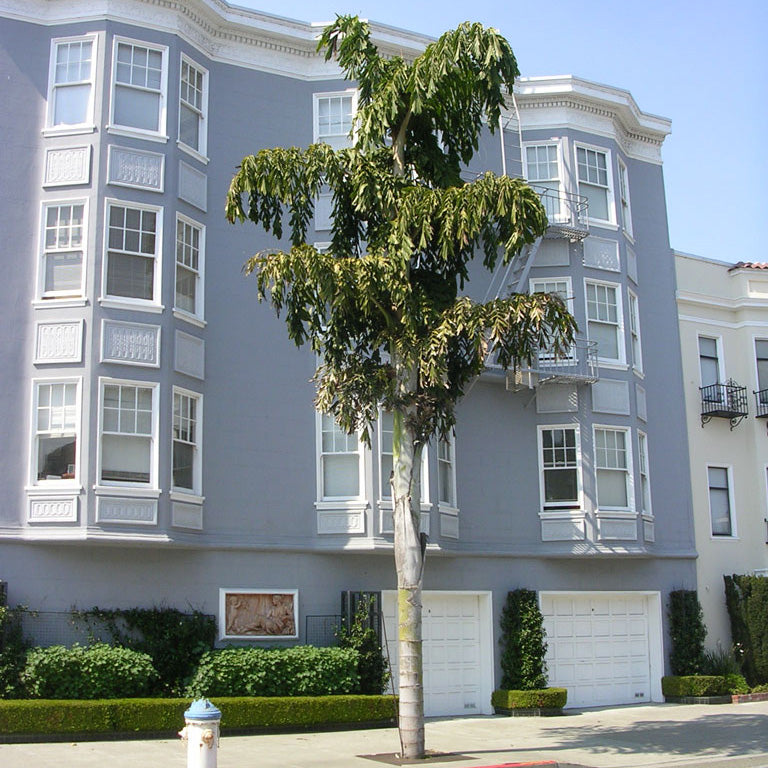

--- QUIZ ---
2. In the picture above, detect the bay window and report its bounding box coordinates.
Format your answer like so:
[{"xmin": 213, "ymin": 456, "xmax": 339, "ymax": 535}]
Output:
[
  {"xmin": 47, "ymin": 36, "xmax": 96, "ymax": 129},
  {"xmin": 111, "ymin": 39, "xmax": 167, "ymax": 136}
]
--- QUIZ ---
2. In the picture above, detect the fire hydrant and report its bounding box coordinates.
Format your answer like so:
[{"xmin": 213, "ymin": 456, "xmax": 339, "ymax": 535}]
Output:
[{"xmin": 179, "ymin": 699, "xmax": 222, "ymax": 768}]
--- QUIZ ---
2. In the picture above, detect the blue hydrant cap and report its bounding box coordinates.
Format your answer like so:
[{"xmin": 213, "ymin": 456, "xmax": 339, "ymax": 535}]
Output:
[{"xmin": 184, "ymin": 699, "xmax": 222, "ymax": 721}]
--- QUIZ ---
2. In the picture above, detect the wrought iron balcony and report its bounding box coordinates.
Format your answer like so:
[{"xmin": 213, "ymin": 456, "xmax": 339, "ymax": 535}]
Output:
[
  {"xmin": 754, "ymin": 389, "xmax": 768, "ymax": 419},
  {"xmin": 700, "ymin": 379, "xmax": 748, "ymax": 429},
  {"xmin": 530, "ymin": 185, "xmax": 589, "ymax": 241}
]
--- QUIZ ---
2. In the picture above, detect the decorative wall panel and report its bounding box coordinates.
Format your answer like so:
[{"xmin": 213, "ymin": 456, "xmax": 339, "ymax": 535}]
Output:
[
  {"xmin": 179, "ymin": 161, "xmax": 207, "ymax": 211},
  {"xmin": 35, "ymin": 321, "xmax": 83, "ymax": 364},
  {"xmin": 44, "ymin": 146, "xmax": 90, "ymax": 186},
  {"xmin": 172, "ymin": 502, "xmax": 203, "ymax": 530},
  {"xmin": 96, "ymin": 497, "xmax": 157, "ymax": 525},
  {"xmin": 28, "ymin": 496, "xmax": 78, "ymax": 522},
  {"xmin": 175, "ymin": 331, "xmax": 204, "ymax": 379},
  {"xmin": 592, "ymin": 379, "xmax": 630, "ymax": 415},
  {"xmin": 536, "ymin": 385, "xmax": 578, "ymax": 413},
  {"xmin": 102, "ymin": 321, "xmax": 160, "ymax": 367},
  {"xmin": 584, "ymin": 237, "xmax": 620, "ymax": 272},
  {"xmin": 108, "ymin": 146, "xmax": 164, "ymax": 191}
]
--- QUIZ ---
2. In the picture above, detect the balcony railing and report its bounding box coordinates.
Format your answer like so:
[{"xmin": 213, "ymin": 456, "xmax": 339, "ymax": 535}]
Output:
[
  {"xmin": 529, "ymin": 185, "xmax": 589, "ymax": 241},
  {"xmin": 754, "ymin": 389, "xmax": 768, "ymax": 419},
  {"xmin": 700, "ymin": 379, "xmax": 748, "ymax": 429},
  {"xmin": 525, "ymin": 338, "xmax": 599, "ymax": 385}
]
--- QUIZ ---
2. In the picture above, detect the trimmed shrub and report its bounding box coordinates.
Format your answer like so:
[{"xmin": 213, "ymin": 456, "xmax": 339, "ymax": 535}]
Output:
[
  {"xmin": 661, "ymin": 674, "xmax": 748, "ymax": 697},
  {"xmin": 337, "ymin": 598, "xmax": 389, "ymax": 695},
  {"xmin": 0, "ymin": 695, "xmax": 395, "ymax": 737},
  {"xmin": 724, "ymin": 575, "xmax": 768, "ymax": 685},
  {"xmin": 22, "ymin": 644, "xmax": 158, "ymax": 699},
  {"xmin": 750, "ymin": 683, "xmax": 768, "ymax": 693},
  {"xmin": 491, "ymin": 688, "xmax": 566, "ymax": 711},
  {"xmin": 186, "ymin": 646, "xmax": 360, "ymax": 698},
  {"xmin": 499, "ymin": 589, "xmax": 547, "ymax": 690},
  {"xmin": 667, "ymin": 590, "xmax": 706, "ymax": 675}
]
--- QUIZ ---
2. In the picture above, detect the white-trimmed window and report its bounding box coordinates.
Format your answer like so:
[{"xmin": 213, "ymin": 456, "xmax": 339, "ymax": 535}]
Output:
[
  {"xmin": 379, "ymin": 411, "xmax": 427, "ymax": 502},
  {"xmin": 99, "ymin": 380, "xmax": 158, "ymax": 486},
  {"xmin": 110, "ymin": 38, "xmax": 167, "ymax": 137},
  {"xmin": 437, "ymin": 434, "xmax": 457, "ymax": 509},
  {"xmin": 638, "ymin": 431, "xmax": 651, "ymax": 516},
  {"xmin": 618, "ymin": 158, "xmax": 633, "ymax": 236},
  {"xmin": 698, "ymin": 335, "xmax": 722, "ymax": 388},
  {"xmin": 707, "ymin": 466, "xmax": 734, "ymax": 537},
  {"xmin": 47, "ymin": 36, "xmax": 96, "ymax": 129},
  {"xmin": 586, "ymin": 281, "xmax": 623, "ymax": 363},
  {"xmin": 755, "ymin": 339, "xmax": 768, "ymax": 403},
  {"xmin": 319, "ymin": 413, "xmax": 363, "ymax": 499},
  {"xmin": 39, "ymin": 201, "xmax": 86, "ymax": 298},
  {"xmin": 175, "ymin": 214, "xmax": 204, "ymax": 320},
  {"xmin": 178, "ymin": 55, "xmax": 208, "ymax": 156},
  {"xmin": 31, "ymin": 379, "xmax": 80, "ymax": 485},
  {"xmin": 172, "ymin": 388, "xmax": 202, "ymax": 495},
  {"xmin": 628, "ymin": 290, "xmax": 643, "ymax": 373},
  {"xmin": 104, "ymin": 201, "xmax": 161, "ymax": 305},
  {"xmin": 530, "ymin": 277, "xmax": 573, "ymax": 360},
  {"xmin": 525, "ymin": 143, "xmax": 561, "ymax": 221},
  {"xmin": 539, "ymin": 426, "xmax": 580, "ymax": 510},
  {"xmin": 594, "ymin": 427, "xmax": 631, "ymax": 510},
  {"xmin": 313, "ymin": 91, "xmax": 356, "ymax": 149},
  {"xmin": 576, "ymin": 145, "xmax": 613, "ymax": 223}
]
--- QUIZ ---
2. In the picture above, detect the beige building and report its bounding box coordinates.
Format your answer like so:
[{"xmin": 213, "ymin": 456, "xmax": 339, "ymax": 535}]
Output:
[{"xmin": 676, "ymin": 252, "xmax": 768, "ymax": 649}]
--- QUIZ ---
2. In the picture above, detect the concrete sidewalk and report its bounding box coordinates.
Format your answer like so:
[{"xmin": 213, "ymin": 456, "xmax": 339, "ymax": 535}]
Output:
[{"xmin": 1, "ymin": 701, "xmax": 768, "ymax": 768}]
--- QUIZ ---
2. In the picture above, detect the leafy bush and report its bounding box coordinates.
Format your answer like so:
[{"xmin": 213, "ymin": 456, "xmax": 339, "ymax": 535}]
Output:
[
  {"xmin": 661, "ymin": 674, "xmax": 747, "ymax": 697},
  {"xmin": 667, "ymin": 590, "xmax": 707, "ymax": 675},
  {"xmin": 337, "ymin": 598, "xmax": 389, "ymax": 694},
  {"xmin": 491, "ymin": 687, "xmax": 566, "ymax": 710},
  {"xmin": 73, "ymin": 606, "xmax": 216, "ymax": 694},
  {"xmin": 724, "ymin": 673, "xmax": 749, "ymax": 694},
  {"xmin": 701, "ymin": 644, "xmax": 741, "ymax": 676},
  {"xmin": 186, "ymin": 646, "xmax": 360, "ymax": 698},
  {"xmin": 724, "ymin": 575, "xmax": 768, "ymax": 685},
  {"xmin": 0, "ymin": 606, "xmax": 30, "ymax": 699},
  {"xmin": 499, "ymin": 589, "xmax": 547, "ymax": 690},
  {"xmin": 750, "ymin": 683, "xmax": 768, "ymax": 693},
  {"xmin": 0, "ymin": 695, "xmax": 395, "ymax": 737},
  {"xmin": 22, "ymin": 644, "xmax": 158, "ymax": 699}
]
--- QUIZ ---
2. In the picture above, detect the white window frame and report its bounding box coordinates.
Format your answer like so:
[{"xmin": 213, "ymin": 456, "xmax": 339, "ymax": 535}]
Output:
[
  {"xmin": 316, "ymin": 412, "xmax": 365, "ymax": 502},
  {"xmin": 754, "ymin": 337, "xmax": 768, "ymax": 401},
  {"xmin": 707, "ymin": 465, "xmax": 736, "ymax": 538},
  {"xmin": 173, "ymin": 213, "xmax": 205, "ymax": 324},
  {"xmin": 575, "ymin": 143, "xmax": 615, "ymax": 225},
  {"xmin": 45, "ymin": 35, "xmax": 98, "ymax": 133},
  {"xmin": 28, "ymin": 377, "xmax": 82, "ymax": 489},
  {"xmin": 698, "ymin": 334, "xmax": 724, "ymax": 388},
  {"xmin": 638, "ymin": 430, "xmax": 652, "ymax": 517},
  {"xmin": 101, "ymin": 198, "xmax": 163, "ymax": 311},
  {"xmin": 593, "ymin": 426, "xmax": 634, "ymax": 513},
  {"xmin": 313, "ymin": 89, "xmax": 357, "ymax": 149},
  {"xmin": 628, "ymin": 290, "xmax": 643, "ymax": 374},
  {"xmin": 37, "ymin": 198, "xmax": 88, "ymax": 300},
  {"xmin": 109, "ymin": 36, "xmax": 168, "ymax": 141},
  {"xmin": 178, "ymin": 53, "xmax": 208, "ymax": 161},
  {"xmin": 617, "ymin": 158, "xmax": 633, "ymax": 237},
  {"xmin": 523, "ymin": 141, "xmax": 565, "ymax": 223},
  {"xmin": 171, "ymin": 387, "xmax": 203, "ymax": 499},
  {"xmin": 585, "ymin": 279, "xmax": 625, "ymax": 365},
  {"xmin": 437, "ymin": 432, "xmax": 458, "ymax": 511},
  {"xmin": 96, "ymin": 377, "xmax": 159, "ymax": 490},
  {"xmin": 530, "ymin": 277, "xmax": 575, "ymax": 361},
  {"xmin": 377, "ymin": 410, "xmax": 429, "ymax": 506},
  {"xmin": 537, "ymin": 425, "xmax": 582, "ymax": 511}
]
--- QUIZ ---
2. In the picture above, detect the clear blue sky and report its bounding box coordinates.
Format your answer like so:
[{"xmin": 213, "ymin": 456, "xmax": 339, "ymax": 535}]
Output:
[{"xmin": 233, "ymin": 0, "xmax": 766, "ymax": 262}]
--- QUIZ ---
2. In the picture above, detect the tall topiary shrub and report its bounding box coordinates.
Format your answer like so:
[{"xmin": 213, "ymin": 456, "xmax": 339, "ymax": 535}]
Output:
[
  {"xmin": 725, "ymin": 575, "xmax": 768, "ymax": 685},
  {"xmin": 667, "ymin": 589, "xmax": 706, "ymax": 675},
  {"xmin": 337, "ymin": 598, "xmax": 390, "ymax": 695},
  {"xmin": 499, "ymin": 589, "xmax": 547, "ymax": 690}
]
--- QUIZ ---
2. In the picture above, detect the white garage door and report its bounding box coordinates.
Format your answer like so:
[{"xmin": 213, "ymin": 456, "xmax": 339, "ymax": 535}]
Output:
[
  {"xmin": 382, "ymin": 591, "xmax": 492, "ymax": 716},
  {"xmin": 541, "ymin": 592, "xmax": 659, "ymax": 708}
]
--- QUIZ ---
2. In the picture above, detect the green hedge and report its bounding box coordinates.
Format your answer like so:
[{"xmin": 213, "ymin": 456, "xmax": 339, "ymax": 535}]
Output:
[
  {"xmin": 499, "ymin": 589, "xmax": 548, "ymax": 690},
  {"xmin": 667, "ymin": 590, "xmax": 706, "ymax": 675},
  {"xmin": 186, "ymin": 646, "xmax": 360, "ymax": 698},
  {"xmin": 724, "ymin": 575, "xmax": 768, "ymax": 685},
  {"xmin": 661, "ymin": 674, "xmax": 748, "ymax": 697},
  {"xmin": 0, "ymin": 695, "xmax": 396, "ymax": 737},
  {"xmin": 21, "ymin": 644, "xmax": 158, "ymax": 699},
  {"xmin": 491, "ymin": 688, "xmax": 567, "ymax": 710}
]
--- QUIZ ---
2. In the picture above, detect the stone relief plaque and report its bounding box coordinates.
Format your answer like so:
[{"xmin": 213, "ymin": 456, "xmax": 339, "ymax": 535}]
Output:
[
  {"xmin": 221, "ymin": 590, "xmax": 298, "ymax": 639},
  {"xmin": 108, "ymin": 145, "xmax": 164, "ymax": 192},
  {"xmin": 44, "ymin": 146, "xmax": 91, "ymax": 187}
]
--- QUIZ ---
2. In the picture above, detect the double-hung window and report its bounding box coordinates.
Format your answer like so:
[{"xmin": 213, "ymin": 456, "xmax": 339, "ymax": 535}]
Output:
[
  {"xmin": 594, "ymin": 427, "xmax": 631, "ymax": 510},
  {"xmin": 586, "ymin": 281, "xmax": 623, "ymax": 363},
  {"xmin": 104, "ymin": 201, "xmax": 161, "ymax": 305},
  {"xmin": 31, "ymin": 379, "xmax": 80, "ymax": 485},
  {"xmin": 530, "ymin": 278, "xmax": 573, "ymax": 361},
  {"xmin": 756, "ymin": 340, "xmax": 768, "ymax": 404},
  {"xmin": 172, "ymin": 388, "xmax": 202, "ymax": 495},
  {"xmin": 40, "ymin": 201, "xmax": 86, "ymax": 298},
  {"xmin": 576, "ymin": 145, "xmax": 613, "ymax": 223},
  {"xmin": 628, "ymin": 290, "xmax": 642, "ymax": 373},
  {"xmin": 618, "ymin": 159, "xmax": 633, "ymax": 236},
  {"xmin": 313, "ymin": 91, "xmax": 355, "ymax": 149},
  {"xmin": 320, "ymin": 413, "xmax": 362, "ymax": 499},
  {"xmin": 638, "ymin": 431, "xmax": 651, "ymax": 516},
  {"xmin": 378, "ymin": 411, "xmax": 427, "ymax": 503},
  {"xmin": 525, "ymin": 144, "xmax": 561, "ymax": 221},
  {"xmin": 99, "ymin": 380, "xmax": 157, "ymax": 486},
  {"xmin": 175, "ymin": 214, "xmax": 204, "ymax": 320},
  {"xmin": 179, "ymin": 55, "xmax": 208, "ymax": 157},
  {"xmin": 707, "ymin": 466, "xmax": 734, "ymax": 537},
  {"xmin": 539, "ymin": 426, "xmax": 580, "ymax": 509},
  {"xmin": 437, "ymin": 434, "xmax": 457, "ymax": 509},
  {"xmin": 698, "ymin": 336, "xmax": 721, "ymax": 388},
  {"xmin": 47, "ymin": 37, "xmax": 96, "ymax": 130},
  {"xmin": 111, "ymin": 38, "xmax": 167, "ymax": 137}
]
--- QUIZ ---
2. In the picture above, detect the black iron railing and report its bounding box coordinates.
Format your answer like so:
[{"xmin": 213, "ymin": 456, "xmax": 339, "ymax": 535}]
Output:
[
  {"xmin": 700, "ymin": 379, "xmax": 748, "ymax": 429},
  {"xmin": 754, "ymin": 389, "xmax": 768, "ymax": 419}
]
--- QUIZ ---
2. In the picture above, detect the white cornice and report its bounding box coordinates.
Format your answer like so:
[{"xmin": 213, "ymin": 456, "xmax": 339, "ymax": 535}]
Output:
[{"xmin": 514, "ymin": 75, "xmax": 671, "ymax": 164}]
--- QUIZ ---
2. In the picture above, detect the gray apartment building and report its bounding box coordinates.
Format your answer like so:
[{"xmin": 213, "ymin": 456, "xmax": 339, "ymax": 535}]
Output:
[{"xmin": 0, "ymin": 0, "xmax": 696, "ymax": 714}]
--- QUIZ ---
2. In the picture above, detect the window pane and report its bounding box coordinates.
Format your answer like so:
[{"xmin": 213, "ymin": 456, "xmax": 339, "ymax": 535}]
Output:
[
  {"xmin": 323, "ymin": 454, "xmax": 358, "ymax": 497},
  {"xmin": 107, "ymin": 253, "xmax": 154, "ymax": 300},
  {"xmin": 38, "ymin": 436, "xmax": 76, "ymax": 480},
  {"xmin": 44, "ymin": 251, "xmax": 82, "ymax": 294},
  {"xmin": 114, "ymin": 85, "xmax": 160, "ymax": 131},
  {"xmin": 173, "ymin": 441, "xmax": 194, "ymax": 489},
  {"xmin": 589, "ymin": 321, "xmax": 619, "ymax": 359},
  {"xmin": 597, "ymin": 468, "xmax": 628, "ymax": 507},
  {"xmin": 544, "ymin": 468, "xmax": 577, "ymax": 503},
  {"xmin": 54, "ymin": 83, "xmax": 90, "ymax": 125},
  {"xmin": 101, "ymin": 434, "xmax": 150, "ymax": 482},
  {"xmin": 179, "ymin": 102, "xmax": 200, "ymax": 149}
]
